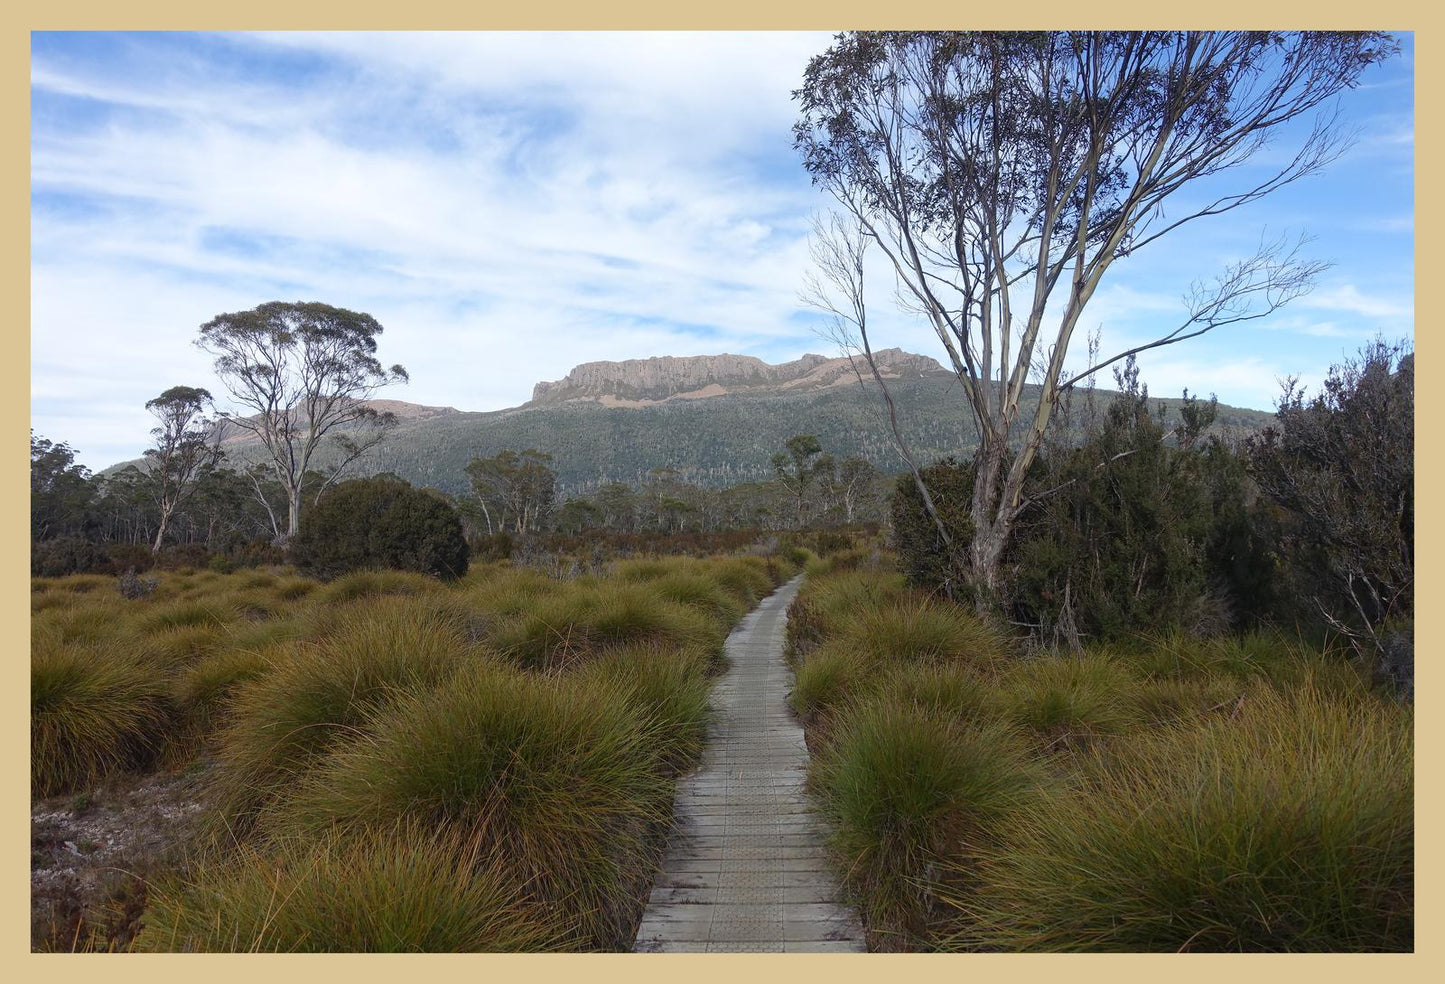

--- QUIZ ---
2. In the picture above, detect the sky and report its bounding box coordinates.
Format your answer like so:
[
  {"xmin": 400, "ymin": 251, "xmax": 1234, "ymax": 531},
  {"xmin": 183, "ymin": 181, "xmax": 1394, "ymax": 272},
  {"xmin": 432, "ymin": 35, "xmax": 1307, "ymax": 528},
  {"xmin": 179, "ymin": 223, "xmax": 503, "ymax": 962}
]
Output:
[{"xmin": 31, "ymin": 31, "xmax": 1414, "ymax": 471}]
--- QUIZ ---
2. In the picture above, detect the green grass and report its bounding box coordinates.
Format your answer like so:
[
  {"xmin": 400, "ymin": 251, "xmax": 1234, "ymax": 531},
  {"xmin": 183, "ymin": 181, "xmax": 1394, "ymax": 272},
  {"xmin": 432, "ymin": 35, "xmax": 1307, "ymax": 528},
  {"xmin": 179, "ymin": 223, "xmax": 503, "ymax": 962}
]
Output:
[
  {"xmin": 210, "ymin": 596, "xmax": 477, "ymax": 828},
  {"xmin": 811, "ymin": 696, "xmax": 1041, "ymax": 948},
  {"xmin": 311, "ymin": 568, "xmax": 443, "ymax": 605},
  {"xmin": 31, "ymin": 637, "xmax": 171, "ymax": 797},
  {"xmin": 999, "ymin": 653, "xmax": 1144, "ymax": 751},
  {"xmin": 577, "ymin": 641, "xmax": 713, "ymax": 772},
  {"xmin": 275, "ymin": 662, "xmax": 672, "ymax": 949},
  {"xmin": 138, "ymin": 821, "xmax": 562, "ymax": 952},
  {"xmin": 947, "ymin": 684, "xmax": 1413, "ymax": 951},
  {"xmin": 841, "ymin": 597, "xmax": 1013, "ymax": 667}
]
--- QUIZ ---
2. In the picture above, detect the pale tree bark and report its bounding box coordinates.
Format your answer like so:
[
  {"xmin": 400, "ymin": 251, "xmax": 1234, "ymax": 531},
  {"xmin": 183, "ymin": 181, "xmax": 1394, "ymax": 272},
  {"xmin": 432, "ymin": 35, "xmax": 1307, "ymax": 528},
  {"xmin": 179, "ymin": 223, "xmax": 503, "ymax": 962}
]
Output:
[{"xmin": 797, "ymin": 31, "xmax": 1391, "ymax": 604}]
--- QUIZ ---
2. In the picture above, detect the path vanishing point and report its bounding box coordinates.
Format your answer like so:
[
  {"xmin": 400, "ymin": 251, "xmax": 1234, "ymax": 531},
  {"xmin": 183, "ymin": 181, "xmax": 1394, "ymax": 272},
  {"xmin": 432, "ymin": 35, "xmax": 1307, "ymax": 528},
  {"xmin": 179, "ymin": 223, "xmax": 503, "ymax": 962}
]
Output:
[{"xmin": 632, "ymin": 574, "xmax": 867, "ymax": 953}]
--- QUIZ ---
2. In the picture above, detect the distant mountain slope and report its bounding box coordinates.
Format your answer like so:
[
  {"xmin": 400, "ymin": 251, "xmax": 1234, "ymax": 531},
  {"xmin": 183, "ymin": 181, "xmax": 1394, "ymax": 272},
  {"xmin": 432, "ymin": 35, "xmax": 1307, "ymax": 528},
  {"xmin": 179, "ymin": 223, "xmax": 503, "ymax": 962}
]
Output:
[{"xmin": 104, "ymin": 351, "xmax": 1275, "ymax": 496}]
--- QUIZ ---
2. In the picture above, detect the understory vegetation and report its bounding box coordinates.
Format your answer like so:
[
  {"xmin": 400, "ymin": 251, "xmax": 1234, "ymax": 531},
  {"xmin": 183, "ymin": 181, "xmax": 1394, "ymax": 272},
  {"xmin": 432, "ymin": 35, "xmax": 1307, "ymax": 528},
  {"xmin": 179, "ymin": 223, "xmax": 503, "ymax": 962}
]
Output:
[
  {"xmin": 31, "ymin": 544, "xmax": 804, "ymax": 951},
  {"xmin": 786, "ymin": 553, "xmax": 1413, "ymax": 952}
]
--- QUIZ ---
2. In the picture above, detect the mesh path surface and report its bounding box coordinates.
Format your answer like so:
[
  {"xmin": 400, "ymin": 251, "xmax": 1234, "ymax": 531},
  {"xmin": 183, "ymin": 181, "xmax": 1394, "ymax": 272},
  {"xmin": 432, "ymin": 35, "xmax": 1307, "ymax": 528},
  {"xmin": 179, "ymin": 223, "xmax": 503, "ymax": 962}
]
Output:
[{"xmin": 632, "ymin": 574, "xmax": 867, "ymax": 953}]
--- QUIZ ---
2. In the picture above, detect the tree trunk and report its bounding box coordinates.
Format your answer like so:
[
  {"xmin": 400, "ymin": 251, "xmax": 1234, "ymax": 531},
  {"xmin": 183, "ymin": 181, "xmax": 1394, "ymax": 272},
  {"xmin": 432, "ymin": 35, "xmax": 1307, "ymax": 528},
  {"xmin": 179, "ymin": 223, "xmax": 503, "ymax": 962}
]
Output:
[
  {"xmin": 287, "ymin": 487, "xmax": 302, "ymax": 538},
  {"xmin": 151, "ymin": 512, "xmax": 169, "ymax": 554}
]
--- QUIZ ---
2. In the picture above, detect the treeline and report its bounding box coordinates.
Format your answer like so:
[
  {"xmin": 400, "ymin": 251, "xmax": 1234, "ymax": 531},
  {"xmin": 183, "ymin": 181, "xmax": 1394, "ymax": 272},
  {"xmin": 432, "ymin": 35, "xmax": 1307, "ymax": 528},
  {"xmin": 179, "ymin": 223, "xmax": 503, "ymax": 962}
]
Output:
[{"xmin": 29, "ymin": 429, "xmax": 889, "ymax": 577}]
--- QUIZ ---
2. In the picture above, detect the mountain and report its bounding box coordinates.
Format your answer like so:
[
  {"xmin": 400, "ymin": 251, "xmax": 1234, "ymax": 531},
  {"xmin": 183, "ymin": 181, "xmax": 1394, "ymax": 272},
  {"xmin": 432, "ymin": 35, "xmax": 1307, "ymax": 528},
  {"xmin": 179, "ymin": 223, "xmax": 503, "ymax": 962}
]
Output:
[{"xmin": 105, "ymin": 351, "xmax": 1276, "ymax": 497}]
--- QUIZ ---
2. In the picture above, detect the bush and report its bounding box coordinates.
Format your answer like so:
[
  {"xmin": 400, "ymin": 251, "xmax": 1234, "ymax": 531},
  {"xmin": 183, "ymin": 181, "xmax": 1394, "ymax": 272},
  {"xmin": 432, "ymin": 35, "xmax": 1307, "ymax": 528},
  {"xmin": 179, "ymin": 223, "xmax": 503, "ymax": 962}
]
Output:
[
  {"xmin": 139, "ymin": 822, "xmax": 560, "ymax": 952},
  {"xmin": 950, "ymin": 685, "xmax": 1413, "ymax": 951},
  {"xmin": 32, "ymin": 537, "xmax": 110, "ymax": 577},
  {"xmin": 292, "ymin": 477, "xmax": 468, "ymax": 580}
]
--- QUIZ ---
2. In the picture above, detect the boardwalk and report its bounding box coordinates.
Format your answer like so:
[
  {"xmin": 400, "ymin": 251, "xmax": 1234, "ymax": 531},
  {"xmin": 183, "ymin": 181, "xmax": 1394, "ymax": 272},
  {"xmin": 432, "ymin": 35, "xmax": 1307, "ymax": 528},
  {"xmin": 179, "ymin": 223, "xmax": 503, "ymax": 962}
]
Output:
[{"xmin": 633, "ymin": 574, "xmax": 866, "ymax": 953}]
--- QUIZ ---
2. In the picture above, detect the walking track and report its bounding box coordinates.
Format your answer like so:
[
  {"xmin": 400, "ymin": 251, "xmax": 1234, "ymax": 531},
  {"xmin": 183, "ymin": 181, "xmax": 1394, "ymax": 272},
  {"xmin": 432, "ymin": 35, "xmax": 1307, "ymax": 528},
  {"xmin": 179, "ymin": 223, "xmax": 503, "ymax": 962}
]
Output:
[{"xmin": 632, "ymin": 574, "xmax": 866, "ymax": 953}]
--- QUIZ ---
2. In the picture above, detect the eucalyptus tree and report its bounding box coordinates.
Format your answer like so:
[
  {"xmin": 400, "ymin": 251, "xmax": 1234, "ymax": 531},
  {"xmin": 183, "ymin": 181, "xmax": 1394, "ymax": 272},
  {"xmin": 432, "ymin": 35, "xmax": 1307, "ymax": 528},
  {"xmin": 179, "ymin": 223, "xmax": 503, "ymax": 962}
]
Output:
[
  {"xmin": 196, "ymin": 301, "xmax": 408, "ymax": 539},
  {"xmin": 796, "ymin": 30, "xmax": 1398, "ymax": 602},
  {"xmin": 143, "ymin": 385, "xmax": 222, "ymax": 552}
]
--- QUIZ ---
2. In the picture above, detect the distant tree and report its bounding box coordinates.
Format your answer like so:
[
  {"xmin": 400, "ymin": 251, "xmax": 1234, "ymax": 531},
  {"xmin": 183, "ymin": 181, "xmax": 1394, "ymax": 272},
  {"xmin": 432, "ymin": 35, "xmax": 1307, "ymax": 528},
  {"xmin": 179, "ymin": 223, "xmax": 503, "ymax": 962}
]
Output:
[
  {"xmin": 836, "ymin": 456, "xmax": 878, "ymax": 525},
  {"xmin": 772, "ymin": 434, "xmax": 824, "ymax": 527},
  {"xmin": 196, "ymin": 301, "xmax": 408, "ymax": 539},
  {"xmin": 143, "ymin": 386, "xmax": 223, "ymax": 553},
  {"xmin": 798, "ymin": 30, "xmax": 1398, "ymax": 604},
  {"xmin": 595, "ymin": 481, "xmax": 638, "ymax": 531},
  {"xmin": 465, "ymin": 449, "xmax": 557, "ymax": 534},
  {"xmin": 554, "ymin": 498, "xmax": 603, "ymax": 535},
  {"xmin": 30, "ymin": 432, "xmax": 94, "ymax": 541}
]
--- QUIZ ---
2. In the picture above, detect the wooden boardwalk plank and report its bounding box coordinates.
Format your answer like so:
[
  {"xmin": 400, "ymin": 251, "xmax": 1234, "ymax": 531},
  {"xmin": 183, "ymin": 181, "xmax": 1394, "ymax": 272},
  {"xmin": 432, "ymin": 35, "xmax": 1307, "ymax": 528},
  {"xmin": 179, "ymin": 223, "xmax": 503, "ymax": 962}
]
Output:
[{"xmin": 632, "ymin": 575, "xmax": 866, "ymax": 954}]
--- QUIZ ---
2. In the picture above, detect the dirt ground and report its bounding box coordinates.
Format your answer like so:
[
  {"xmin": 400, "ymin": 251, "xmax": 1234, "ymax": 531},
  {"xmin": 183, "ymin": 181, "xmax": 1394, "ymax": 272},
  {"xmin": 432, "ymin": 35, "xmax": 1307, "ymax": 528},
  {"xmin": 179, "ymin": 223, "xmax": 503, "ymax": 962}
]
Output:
[{"xmin": 31, "ymin": 764, "xmax": 212, "ymax": 951}]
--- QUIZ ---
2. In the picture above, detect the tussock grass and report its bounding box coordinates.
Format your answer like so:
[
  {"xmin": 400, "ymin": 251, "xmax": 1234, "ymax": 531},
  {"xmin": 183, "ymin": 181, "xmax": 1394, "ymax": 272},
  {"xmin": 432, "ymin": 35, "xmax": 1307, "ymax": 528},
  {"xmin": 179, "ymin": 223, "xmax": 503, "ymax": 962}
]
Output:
[
  {"xmin": 276, "ymin": 663, "xmax": 671, "ymax": 949},
  {"xmin": 949, "ymin": 685, "xmax": 1413, "ymax": 951},
  {"xmin": 789, "ymin": 642, "xmax": 874, "ymax": 724},
  {"xmin": 32, "ymin": 638, "xmax": 170, "ymax": 797},
  {"xmin": 577, "ymin": 642, "xmax": 713, "ymax": 771},
  {"xmin": 489, "ymin": 582, "xmax": 722, "ymax": 671},
  {"xmin": 211, "ymin": 598, "xmax": 476, "ymax": 827},
  {"xmin": 33, "ymin": 597, "xmax": 133, "ymax": 645},
  {"xmin": 311, "ymin": 568, "xmax": 443, "ymax": 605},
  {"xmin": 812, "ymin": 697, "xmax": 1040, "ymax": 947},
  {"xmin": 786, "ymin": 570, "xmax": 909, "ymax": 657},
  {"xmin": 271, "ymin": 577, "xmax": 316, "ymax": 602},
  {"xmin": 138, "ymin": 821, "xmax": 561, "ymax": 952},
  {"xmin": 173, "ymin": 648, "xmax": 272, "ymax": 740},
  {"xmin": 651, "ymin": 571, "xmax": 747, "ymax": 624},
  {"xmin": 1000, "ymin": 654, "xmax": 1144, "ymax": 750},
  {"xmin": 842, "ymin": 598, "xmax": 1013, "ymax": 667},
  {"xmin": 137, "ymin": 600, "xmax": 239, "ymax": 635},
  {"xmin": 145, "ymin": 623, "xmax": 227, "ymax": 665}
]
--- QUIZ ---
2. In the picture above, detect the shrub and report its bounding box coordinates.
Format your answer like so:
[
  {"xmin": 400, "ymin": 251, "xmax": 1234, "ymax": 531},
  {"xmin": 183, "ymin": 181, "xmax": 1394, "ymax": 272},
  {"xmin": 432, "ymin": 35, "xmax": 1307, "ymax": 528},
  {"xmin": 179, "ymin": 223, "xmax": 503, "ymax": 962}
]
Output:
[
  {"xmin": 32, "ymin": 638, "xmax": 170, "ymax": 797},
  {"xmin": 32, "ymin": 537, "xmax": 110, "ymax": 577},
  {"xmin": 276, "ymin": 664, "xmax": 671, "ymax": 949},
  {"xmin": 292, "ymin": 477, "xmax": 469, "ymax": 580},
  {"xmin": 951, "ymin": 685, "xmax": 1413, "ymax": 951},
  {"xmin": 138, "ymin": 822, "xmax": 560, "ymax": 952}
]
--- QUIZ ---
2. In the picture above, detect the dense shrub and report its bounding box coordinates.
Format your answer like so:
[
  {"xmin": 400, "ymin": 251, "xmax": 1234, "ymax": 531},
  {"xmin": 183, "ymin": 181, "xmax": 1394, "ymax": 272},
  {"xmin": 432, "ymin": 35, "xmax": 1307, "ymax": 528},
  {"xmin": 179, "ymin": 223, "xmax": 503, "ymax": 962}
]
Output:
[
  {"xmin": 292, "ymin": 477, "xmax": 468, "ymax": 580},
  {"xmin": 31, "ymin": 537, "xmax": 110, "ymax": 577},
  {"xmin": 1248, "ymin": 339, "xmax": 1413, "ymax": 694}
]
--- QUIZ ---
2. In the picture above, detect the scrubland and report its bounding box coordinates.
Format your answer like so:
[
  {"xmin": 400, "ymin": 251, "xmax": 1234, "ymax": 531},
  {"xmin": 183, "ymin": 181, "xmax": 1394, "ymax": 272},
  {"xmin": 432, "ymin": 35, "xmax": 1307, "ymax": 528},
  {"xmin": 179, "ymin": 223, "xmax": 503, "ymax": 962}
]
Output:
[
  {"xmin": 786, "ymin": 551, "xmax": 1413, "ymax": 952},
  {"xmin": 31, "ymin": 550, "xmax": 799, "ymax": 951}
]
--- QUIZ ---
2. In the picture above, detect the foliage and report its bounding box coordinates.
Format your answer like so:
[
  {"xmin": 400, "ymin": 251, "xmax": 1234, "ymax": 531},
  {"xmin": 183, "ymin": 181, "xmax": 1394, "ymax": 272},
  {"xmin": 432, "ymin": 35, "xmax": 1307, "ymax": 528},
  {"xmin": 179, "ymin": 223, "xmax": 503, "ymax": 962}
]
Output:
[
  {"xmin": 32, "ymin": 433, "xmax": 95, "ymax": 542},
  {"xmin": 143, "ymin": 386, "xmax": 222, "ymax": 552},
  {"xmin": 464, "ymin": 449, "xmax": 557, "ymax": 535},
  {"xmin": 291, "ymin": 477, "xmax": 469, "ymax": 580},
  {"xmin": 1248, "ymin": 339, "xmax": 1413, "ymax": 682},
  {"xmin": 196, "ymin": 300, "xmax": 409, "ymax": 536},
  {"xmin": 32, "ymin": 536, "xmax": 111, "ymax": 578},
  {"xmin": 796, "ymin": 30, "xmax": 1397, "ymax": 596}
]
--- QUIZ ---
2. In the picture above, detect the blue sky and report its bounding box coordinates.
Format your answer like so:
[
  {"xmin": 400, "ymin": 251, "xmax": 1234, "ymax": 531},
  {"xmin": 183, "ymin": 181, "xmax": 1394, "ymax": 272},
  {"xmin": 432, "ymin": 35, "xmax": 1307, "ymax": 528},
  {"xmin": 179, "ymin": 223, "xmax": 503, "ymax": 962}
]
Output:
[{"xmin": 31, "ymin": 31, "xmax": 1414, "ymax": 470}]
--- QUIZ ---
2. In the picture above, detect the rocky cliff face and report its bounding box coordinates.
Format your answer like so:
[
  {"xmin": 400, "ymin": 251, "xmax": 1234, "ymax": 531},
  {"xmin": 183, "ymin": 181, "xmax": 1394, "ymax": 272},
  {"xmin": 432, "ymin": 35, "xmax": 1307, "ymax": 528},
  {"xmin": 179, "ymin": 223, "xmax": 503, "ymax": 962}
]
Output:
[{"xmin": 529, "ymin": 349, "xmax": 945, "ymax": 406}]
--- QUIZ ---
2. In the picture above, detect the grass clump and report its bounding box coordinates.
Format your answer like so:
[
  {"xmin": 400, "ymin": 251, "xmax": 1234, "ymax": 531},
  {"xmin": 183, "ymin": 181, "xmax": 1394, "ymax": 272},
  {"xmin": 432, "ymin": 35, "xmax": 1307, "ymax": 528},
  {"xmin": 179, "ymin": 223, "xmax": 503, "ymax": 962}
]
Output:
[
  {"xmin": 210, "ymin": 597, "xmax": 476, "ymax": 827},
  {"xmin": 1000, "ymin": 653, "xmax": 1143, "ymax": 751},
  {"xmin": 138, "ymin": 822, "xmax": 560, "ymax": 952},
  {"xmin": 789, "ymin": 642, "xmax": 875, "ymax": 725},
  {"xmin": 577, "ymin": 642, "xmax": 713, "ymax": 772},
  {"xmin": 952, "ymin": 685, "xmax": 1413, "ymax": 951},
  {"xmin": 277, "ymin": 664, "xmax": 671, "ymax": 949},
  {"xmin": 811, "ymin": 697, "xmax": 1040, "ymax": 948},
  {"xmin": 311, "ymin": 568, "xmax": 443, "ymax": 605},
  {"xmin": 842, "ymin": 597, "xmax": 1012, "ymax": 667},
  {"xmin": 490, "ymin": 583, "xmax": 722, "ymax": 671},
  {"xmin": 32, "ymin": 639, "xmax": 170, "ymax": 797}
]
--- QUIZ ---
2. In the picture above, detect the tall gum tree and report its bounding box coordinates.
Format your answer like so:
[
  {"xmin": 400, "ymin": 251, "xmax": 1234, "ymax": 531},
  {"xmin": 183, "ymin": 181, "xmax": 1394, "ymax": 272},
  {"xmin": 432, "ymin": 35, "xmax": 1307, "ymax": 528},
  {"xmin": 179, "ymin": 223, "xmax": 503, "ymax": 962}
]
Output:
[
  {"xmin": 197, "ymin": 301, "xmax": 408, "ymax": 539},
  {"xmin": 795, "ymin": 30, "xmax": 1398, "ymax": 604},
  {"xmin": 143, "ymin": 385, "xmax": 222, "ymax": 553}
]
